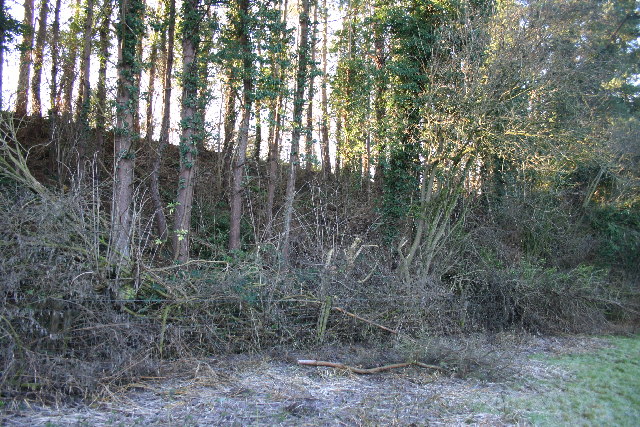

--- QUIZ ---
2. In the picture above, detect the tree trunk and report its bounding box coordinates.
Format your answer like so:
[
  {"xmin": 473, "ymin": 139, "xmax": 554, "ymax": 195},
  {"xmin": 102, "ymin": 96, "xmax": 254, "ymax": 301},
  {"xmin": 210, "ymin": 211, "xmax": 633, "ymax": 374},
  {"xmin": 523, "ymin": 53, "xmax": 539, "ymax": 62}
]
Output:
[
  {"xmin": 304, "ymin": 0, "xmax": 317, "ymax": 172},
  {"xmin": 145, "ymin": 38, "xmax": 158, "ymax": 144},
  {"xmin": 172, "ymin": 0, "xmax": 200, "ymax": 262},
  {"xmin": 253, "ymin": 99, "xmax": 261, "ymax": 160},
  {"xmin": 110, "ymin": 0, "xmax": 144, "ymax": 272},
  {"xmin": 372, "ymin": 18, "xmax": 386, "ymax": 190},
  {"xmin": 282, "ymin": 0, "xmax": 311, "ymax": 263},
  {"xmin": 229, "ymin": 0, "xmax": 253, "ymax": 252},
  {"xmin": 264, "ymin": 0, "xmax": 288, "ymax": 236},
  {"xmin": 150, "ymin": 0, "xmax": 175, "ymax": 243},
  {"xmin": 76, "ymin": 0, "xmax": 94, "ymax": 120},
  {"xmin": 76, "ymin": 0, "xmax": 94, "ymax": 180},
  {"xmin": 265, "ymin": 96, "xmax": 281, "ymax": 236},
  {"xmin": 60, "ymin": 3, "xmax": 80, "ymax": 117},
  {"xmin": 319, "ymin": 0, "xmax": 330, "ymax": 179},
  {"xmin": 335, "ymin": 112, "xmax": 342, "ymax": 178},
  {"xmin": 132, "ymin": 12, "xmax": 144, "ymax": 136},
  {"xmin": 30, "ymin": 0, "xmax": 48, "ymax": 116},
  {"xmin": 221, "ymin": 73, "xmax": 238, "ymax": 190},
  {"xmin": 95, "ymin": 0, "xmax": 112, "ymax": 183},
  {"xmin": 15, "ymin": 0, "xmax": 35, "ymax": 116},
  {"xmin": 49, "ymin": 0, "xmax": 61, "ymax": 114}
]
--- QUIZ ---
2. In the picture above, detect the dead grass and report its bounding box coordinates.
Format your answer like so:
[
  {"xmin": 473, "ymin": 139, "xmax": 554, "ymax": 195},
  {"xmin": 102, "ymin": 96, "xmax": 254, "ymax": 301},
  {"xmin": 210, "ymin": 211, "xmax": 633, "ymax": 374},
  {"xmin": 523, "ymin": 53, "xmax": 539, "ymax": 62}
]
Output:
[{"xmin": 0, "ymin": 334, "xmax": 617, "ymax": 426}]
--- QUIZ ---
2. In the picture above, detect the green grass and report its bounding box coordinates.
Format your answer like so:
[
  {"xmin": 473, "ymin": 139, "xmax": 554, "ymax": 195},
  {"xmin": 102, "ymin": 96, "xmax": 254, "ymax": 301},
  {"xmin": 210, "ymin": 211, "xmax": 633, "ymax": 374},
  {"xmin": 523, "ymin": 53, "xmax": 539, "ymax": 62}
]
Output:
[{"xmin": 512, "ymin": 335, "xmax": 640, "ymax": 426}]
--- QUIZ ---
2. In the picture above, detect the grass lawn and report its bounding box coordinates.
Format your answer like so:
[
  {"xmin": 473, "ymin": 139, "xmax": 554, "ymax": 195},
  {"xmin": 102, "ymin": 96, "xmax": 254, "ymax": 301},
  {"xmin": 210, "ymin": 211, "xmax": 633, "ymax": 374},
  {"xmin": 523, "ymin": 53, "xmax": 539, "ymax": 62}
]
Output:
[{"xmin": 512, "ymin": 335, "xmax": 640, "ymax": 426}]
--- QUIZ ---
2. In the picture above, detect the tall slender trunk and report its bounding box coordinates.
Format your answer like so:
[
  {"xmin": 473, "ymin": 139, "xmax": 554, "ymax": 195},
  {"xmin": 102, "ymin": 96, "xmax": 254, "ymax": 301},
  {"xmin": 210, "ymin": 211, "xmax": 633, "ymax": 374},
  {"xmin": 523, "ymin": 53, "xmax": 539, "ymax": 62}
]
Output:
[
  {"xmin": 253, "ymin": 99, "xmax": 261, "ymax": 160},
  {"xmin": 150, "ymin": 0, "xmax": 175, "ymax": 243},
  {"xmin": 48, "ymin": 0, "xmax": 62, "ymax": 182},
  {"xmin": 221, "ymin": 72, "xmax": 238, "ymax": 190},
  {"xmin": 265, "ymin": 0, "xmax": 288, "ymax": 236},
  {"xmin": 132, "ymin": 7, "xmax": 144, "ymax": 136},
  {"xmin": 229, "ymin": 0, "xmax": 253, "ymax": 252},
  {"xmin": 363, "ymin": 131, "xmax": 370, "ymax": 193},
  {"xmin": 265, "ymin": 95, "xmax": 281, "ymax": 236},
  {"xmin": 172, "ymin": 0, "xmax": 200, "ymax": 262},
  {"xmin": 30, "ymin": 0, "xmax": 48, "ymax": 116},
  {"xmin": 60, "ymin": 3, "xmax": 80, "ymax": 117},
  {"xmin": 15, "ymin": 0, "xmax": 35, "ymax": 116},
  {"xmin": 49, "ymin": 0, "xmax": 61, "ymax": 114},
  {"xmin": 282, "ymin": 0, "xmax": 311, "ymax": 263},
  {"xmin": 319, "ymin": 0, "xmax": 330, "ymax": 179},
  {"xmin": 76, "ymin": 0, "xmax": 94, "ymax": 120},
  {"xmin": 145, "ymin": 39, "xmax": 158, "ymax": 144},
  {"xmin": 304, "ymin": 0, "xmax": 317, "ymax": 172},
  {"xmin": 335, "ymin": 112, "xmax": 342, "ymax": 179},
  {"xmin": 76, "ymin": 0, "xmax": 95, "ymax": 180},
  {"xmin": 95, "ymin": 0, "xmax": 112, "ymax": 183},
  {"xmin": 372, "ymin": 19, "xmax": 386, "ymax": 190},
  {"xmin": 110, "ymin": 0, "xmax": 144, "ymax": 272}
]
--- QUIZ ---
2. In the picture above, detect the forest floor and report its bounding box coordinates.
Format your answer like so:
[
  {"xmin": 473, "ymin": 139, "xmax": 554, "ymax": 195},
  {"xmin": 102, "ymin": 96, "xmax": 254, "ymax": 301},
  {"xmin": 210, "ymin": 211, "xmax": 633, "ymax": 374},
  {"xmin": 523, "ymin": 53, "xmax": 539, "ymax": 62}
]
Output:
[{"xmin": 2, "ymin": 333, "xmax": 639, "ymax": 426}]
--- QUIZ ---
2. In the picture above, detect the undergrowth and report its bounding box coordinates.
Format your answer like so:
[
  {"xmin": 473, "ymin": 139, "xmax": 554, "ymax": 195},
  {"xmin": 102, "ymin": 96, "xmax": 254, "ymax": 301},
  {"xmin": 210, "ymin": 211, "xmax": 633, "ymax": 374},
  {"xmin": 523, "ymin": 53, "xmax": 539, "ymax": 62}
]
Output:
[{"xmin": 0, "ymin": 117, "xmax": 638, "ymax": 403}]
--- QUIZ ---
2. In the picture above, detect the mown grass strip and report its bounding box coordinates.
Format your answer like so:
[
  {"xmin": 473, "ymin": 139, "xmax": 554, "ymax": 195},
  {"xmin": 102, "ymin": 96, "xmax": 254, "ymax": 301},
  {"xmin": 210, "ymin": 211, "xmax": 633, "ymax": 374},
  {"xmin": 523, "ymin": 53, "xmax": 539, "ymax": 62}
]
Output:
[{"xmin": 514, "ymin": 335, "xmax": 640, "ymax": 426}]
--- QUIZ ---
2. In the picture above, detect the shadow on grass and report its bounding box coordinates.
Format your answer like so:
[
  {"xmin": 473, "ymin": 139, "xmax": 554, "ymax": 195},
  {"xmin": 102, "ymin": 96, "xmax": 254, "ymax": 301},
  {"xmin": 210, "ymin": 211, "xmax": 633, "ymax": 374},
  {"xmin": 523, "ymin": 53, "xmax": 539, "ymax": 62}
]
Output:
[{"xmin": 510, "ymin": 335, "xmax": 640, "ymax": 426}]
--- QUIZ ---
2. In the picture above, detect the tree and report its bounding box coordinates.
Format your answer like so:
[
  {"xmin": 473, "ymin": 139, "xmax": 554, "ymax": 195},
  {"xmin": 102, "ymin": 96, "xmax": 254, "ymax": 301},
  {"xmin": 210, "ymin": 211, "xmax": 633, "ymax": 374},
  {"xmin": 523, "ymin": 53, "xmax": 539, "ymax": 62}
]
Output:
[
  {"xmin": 282, "ymin": 0, "xmax": 311, "ymax": 262},
  {"xmin": 319, "ymin": 0, "xmax": 330, "ymax": 179},
  {"xmin": 59, "ymin": 3, "xmax": 80, "ymax": 116},
  {"xmin": 229, "ymin": 0, "xmax": 255, "ymax": 251},
  {"xmin": 76, "ymin": 0, "xmax": 94, "ymax": 121},
  {"xmin": 15, "ymin": 0, "xmax": 35, "ymax": 116},
  {"xmin": 109, "ymin": 0, "xmax": 145, "ymax": 271},
  {"xmin": 30, "ymin": 0, "xmax": 48, "ymax": 116},
  {"xmin": 150, "ymin": 0, "xmax": 176, "ymax": 242},
  {"xmin": 264, "ymin": 0, "xmax": 290, "ymax": 236},
  {"xmin": 48, "ymin": 0, "xmax": 61, "ymax": 114},
  {"xmin": 94, "ymin": 0, "xmax": 113, "ymax": 182},
  {"xmin": 172, "ymin": 0, "xmax": 202, "ymax": 262},
  {"xmin": 303, "ymin": 0, "xmax": 317, "ymax": 172},
  {"xmin": 75, "ymin": 0, "xmax": 95, "ymax": 179}
]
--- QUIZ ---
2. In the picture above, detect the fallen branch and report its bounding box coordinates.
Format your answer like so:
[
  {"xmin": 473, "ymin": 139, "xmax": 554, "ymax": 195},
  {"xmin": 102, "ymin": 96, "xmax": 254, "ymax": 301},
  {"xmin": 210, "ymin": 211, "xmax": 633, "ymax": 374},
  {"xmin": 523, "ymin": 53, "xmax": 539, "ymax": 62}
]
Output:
[{"xmin": 297, "ymin": 359, "xmax": 443, "ymax": 374}]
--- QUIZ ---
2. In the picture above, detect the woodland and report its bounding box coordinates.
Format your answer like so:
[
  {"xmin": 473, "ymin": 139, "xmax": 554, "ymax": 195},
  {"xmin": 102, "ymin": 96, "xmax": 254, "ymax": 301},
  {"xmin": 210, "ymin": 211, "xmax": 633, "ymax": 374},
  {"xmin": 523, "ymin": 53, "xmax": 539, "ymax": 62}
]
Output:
[{"xmin": 0, "ymin": 0, "xmax": 639, "ymax": 403}]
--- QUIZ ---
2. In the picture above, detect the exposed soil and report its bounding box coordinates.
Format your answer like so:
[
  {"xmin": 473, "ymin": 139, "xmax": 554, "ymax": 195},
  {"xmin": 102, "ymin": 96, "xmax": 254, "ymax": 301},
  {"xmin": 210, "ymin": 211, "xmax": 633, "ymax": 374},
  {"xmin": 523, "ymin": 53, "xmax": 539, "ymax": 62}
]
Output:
[{"xmin": 0, "ymin": 334, "xmax": 611, "ymax": 426}]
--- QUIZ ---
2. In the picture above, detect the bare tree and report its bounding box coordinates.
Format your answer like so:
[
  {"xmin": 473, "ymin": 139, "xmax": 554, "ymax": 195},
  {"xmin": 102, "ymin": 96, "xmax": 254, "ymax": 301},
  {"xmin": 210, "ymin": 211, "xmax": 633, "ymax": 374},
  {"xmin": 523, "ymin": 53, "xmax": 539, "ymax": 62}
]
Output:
[
  {"xmin": 319, "ymin": 0, "xmax": 330, "ymax": 179},
  {"xmin": 145, "ymin": 37, "xmax": 158, "ymax": 145},
  {"xmin": 172, "ymin": 0, "xmax": 201, "ymax": 262},
  {"xmin": 59, "ymin": 3, "xmax": 80, "ymax": 116},
  {"xmin": 229, "ymin": 0, "xmax": 254, "ymax": 251},
  {"xmin": 30, "ymin": 0, "xmax": 48, "ymax": 116},
  {"xmin": 15, "ymin": 0, "xmax": 35, "ymax": 116},
  {"xmin": 264, "ymin": 0, "xmax": 288, "ymax": 236},
  {"xmin": 304, "ymin": 0, "xmax": 317, "ymax": 172},
  {"xmin": 110, "ymin": 0, "xmax": 144, "ymax": 271},
  {"xmin": 150, "ymin": 0, "xmax": 175, "ymax": 242},
  {"xmin": 49, "ymin": 0, "xmax": 61, "ymax": 114},
  {"xmin": 220, "ymin": 72, "xmax": 238, "ymax": 190},
  {"xmin": 76, "ymin": 0, "xmax": 94, "ymax": 120},
  {"xmin": 75, "ymin": 0, "xmax": 95, "ymax": 180},
  {"xmin": 282, "ymin": 0, "xmax": 311, "ymax": 262},
  {"xmin": 95, "ymin": 0, "xmax": 113, "ymax": 182}
]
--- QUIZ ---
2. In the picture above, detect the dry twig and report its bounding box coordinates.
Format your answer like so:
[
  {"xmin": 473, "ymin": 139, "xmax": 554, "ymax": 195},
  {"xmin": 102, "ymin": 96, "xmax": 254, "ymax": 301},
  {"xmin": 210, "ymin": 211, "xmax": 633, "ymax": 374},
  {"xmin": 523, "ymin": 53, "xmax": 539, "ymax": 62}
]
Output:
[{"xmin": 297, "ymin": 359, "xmax": 444, "ymax": 374}]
